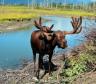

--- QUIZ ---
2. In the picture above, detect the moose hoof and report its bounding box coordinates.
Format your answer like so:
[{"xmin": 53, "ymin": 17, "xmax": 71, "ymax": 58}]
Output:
[{"xmin": 32, "ymin": 77, "xmax": 38, "ymax": 82}]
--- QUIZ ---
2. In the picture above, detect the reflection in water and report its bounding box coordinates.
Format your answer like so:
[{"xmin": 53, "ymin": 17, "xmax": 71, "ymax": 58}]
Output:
[{"xmin": 0, "ymin": 16, "xmax": 95, "ymax": 69}]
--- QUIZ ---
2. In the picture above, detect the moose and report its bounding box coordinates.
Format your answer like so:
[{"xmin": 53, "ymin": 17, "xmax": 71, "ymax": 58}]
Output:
[{"xmin": 30, "ymin": 16, "xmax": 82, "ymax": 78}]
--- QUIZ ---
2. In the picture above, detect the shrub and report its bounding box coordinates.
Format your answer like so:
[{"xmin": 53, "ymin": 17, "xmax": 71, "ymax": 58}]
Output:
[{"xmin": 61, "ymin": 51, "xmax": 96, "ymax": 77}]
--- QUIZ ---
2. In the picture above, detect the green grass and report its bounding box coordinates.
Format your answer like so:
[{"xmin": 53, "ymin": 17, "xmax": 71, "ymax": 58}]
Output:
[{"xmin": 0, "ymin": 5, "xmax": 95, "ymax": 22}]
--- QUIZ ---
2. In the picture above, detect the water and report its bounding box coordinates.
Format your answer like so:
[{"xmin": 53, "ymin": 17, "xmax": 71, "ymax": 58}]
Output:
[{"xmin": 0, "ymin": 16, "xmax": 95, "ymax": 69}]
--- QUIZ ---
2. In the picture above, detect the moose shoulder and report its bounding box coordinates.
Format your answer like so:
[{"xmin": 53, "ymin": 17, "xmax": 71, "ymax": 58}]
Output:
[{"xmin": 30, "ymin": 16, "xmax": 82, "ymax": 78}]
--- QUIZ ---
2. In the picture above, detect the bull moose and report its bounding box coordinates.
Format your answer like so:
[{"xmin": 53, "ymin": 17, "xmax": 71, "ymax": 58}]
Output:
[{"xmin": 30, "ymin": 16, "xmax": 82, "ymax": 78}]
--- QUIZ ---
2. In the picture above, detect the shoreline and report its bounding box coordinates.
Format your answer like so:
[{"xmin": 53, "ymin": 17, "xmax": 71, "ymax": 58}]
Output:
[
  {"xmin": 0, "ymin": 16, "xmax": 53, "ymax": 33},
  {"xmin": 0, "ymin": 15, "xmax": 96, "ymax": 33},
  {"xmin": 0, "ymin": 19, "xmax": 35, "ymax": 33}
]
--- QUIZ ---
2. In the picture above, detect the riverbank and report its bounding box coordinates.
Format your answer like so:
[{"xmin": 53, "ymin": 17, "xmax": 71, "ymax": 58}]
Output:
[
  {"xmin": 0, "ymin": 17, "xmax": 50, "ymax": 32},
  {"xmin": 0, "ymin": 19, "xmax": 34, "ymax": 32}
]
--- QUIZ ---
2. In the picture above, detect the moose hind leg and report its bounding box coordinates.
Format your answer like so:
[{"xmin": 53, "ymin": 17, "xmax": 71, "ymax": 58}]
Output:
[{"xmin": 33, "ymin": 51, "xmax": 36, "ymax": 76}]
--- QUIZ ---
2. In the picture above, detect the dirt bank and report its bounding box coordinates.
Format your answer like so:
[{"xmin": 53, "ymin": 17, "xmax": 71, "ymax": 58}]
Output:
[
  {"xmin": 0, "ymin": 54, "xmax": 65, "ymax": 84},
  {"xmin": 0, "ymin": 18, "xmax": 51, "ymax": 32},
  {"xmin": 0, "ymin": 19, "xmax": 34, "ymax": 32}
]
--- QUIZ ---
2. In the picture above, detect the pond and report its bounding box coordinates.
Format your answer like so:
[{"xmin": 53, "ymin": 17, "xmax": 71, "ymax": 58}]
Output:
[{"xmin": 0, "ymin": 16, "xmax": 95, "ymax": 70}]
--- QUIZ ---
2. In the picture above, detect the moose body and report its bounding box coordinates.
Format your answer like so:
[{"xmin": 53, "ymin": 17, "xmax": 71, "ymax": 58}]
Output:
[
  {"xmin": 30, "ymin": 16, "xmax": 82, "ymax": 78},
  {"xmin": 31, "ymin": 30, "xmax": 67, "ymax": 78}
]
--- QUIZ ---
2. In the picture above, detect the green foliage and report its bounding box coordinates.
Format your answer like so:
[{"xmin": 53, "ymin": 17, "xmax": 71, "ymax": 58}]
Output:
[
  {"xmin": 63, "ymin": 57, "xmax": 86, "ymax": 77},
  {"xmin": 61, "ymin": 52, "xmax": 96, "ymax": 77}
]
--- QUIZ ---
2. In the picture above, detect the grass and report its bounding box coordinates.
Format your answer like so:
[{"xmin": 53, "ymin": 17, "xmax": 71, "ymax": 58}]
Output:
[
  {"xmin": 0, "ymin": 13, "xmax": 37, "ymax": 20},
  {"xmin": 0, "ymin": 5, "xmax": 96, "ymax": 22}
]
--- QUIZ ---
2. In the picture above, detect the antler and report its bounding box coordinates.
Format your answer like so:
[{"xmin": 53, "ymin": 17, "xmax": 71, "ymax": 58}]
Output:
[
  {"xmin": 34, "ymin": 17, "xmax": 42, "ymax": 30},
  {"xmin": 64, "ymin": 16, "xmax": 82, "ymax": 35},
  {"xmin": 50, "ymin": 24, "xmax": 54, "ymax": 30},
  {"xmin": 34, "ymin": 17, "xmax": 54, "ymax": 33}
]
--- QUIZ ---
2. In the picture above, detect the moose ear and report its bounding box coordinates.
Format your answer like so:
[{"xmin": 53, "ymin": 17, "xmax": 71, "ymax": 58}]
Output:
[{"xmin": 39, "ymin": 32, "xmax": 45, "ymax": 40}]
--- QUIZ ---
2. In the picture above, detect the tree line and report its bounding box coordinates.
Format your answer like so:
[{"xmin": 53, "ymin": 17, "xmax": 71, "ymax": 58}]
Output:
[
  {"xmin": 31, "ymin": 1, "xmax": 96, "ymax": 13},
  {"xmin": 0, "ymin": 0, "xmax": 96, "ymax": 12}
]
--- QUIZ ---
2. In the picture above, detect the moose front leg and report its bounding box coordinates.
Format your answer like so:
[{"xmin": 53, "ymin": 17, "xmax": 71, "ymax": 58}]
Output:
[
  {"xmin": 49, "ymin": 54, "xmax": 53, "ymax": 75},
  {"xmin": 37, "ymin": 55, "xmax": 40, "ymax": 79},
  {"xmin": 37, "ymin": 55, "xmax": 43, "ymax": 79}
]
